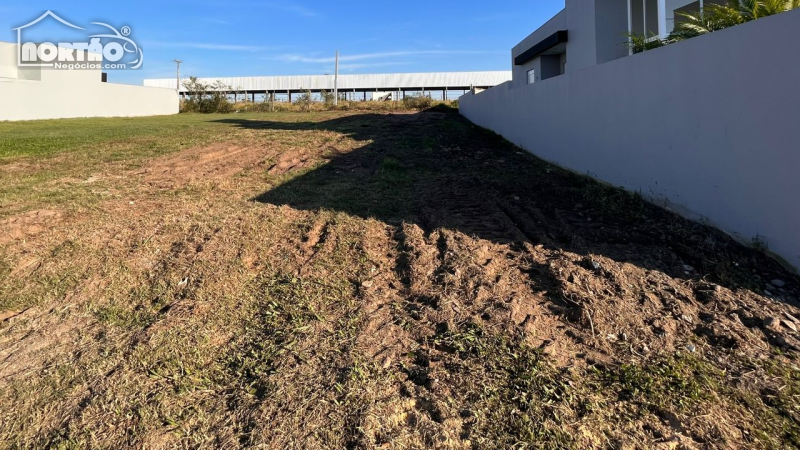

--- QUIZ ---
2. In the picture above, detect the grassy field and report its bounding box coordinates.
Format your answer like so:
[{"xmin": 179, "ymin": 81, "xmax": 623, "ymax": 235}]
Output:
[{"xmin": 1, "ymin": 109, "xmax": 799, "ymax": 449}]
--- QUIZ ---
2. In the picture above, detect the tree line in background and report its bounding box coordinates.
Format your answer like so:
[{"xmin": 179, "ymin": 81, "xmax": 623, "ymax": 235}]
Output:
[
  {"xmin": 179, "ymin": 77, "xmax": 439, "ymax": 114},
  {"xmin": 627, "ymin": 0, "xmax": 799, "ymax": 53}
]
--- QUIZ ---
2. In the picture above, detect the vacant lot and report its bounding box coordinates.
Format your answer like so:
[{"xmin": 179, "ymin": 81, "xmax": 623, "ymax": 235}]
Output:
[{"xmin": 1, "ymin": 109, "xmax": 799, "ymax": 449}]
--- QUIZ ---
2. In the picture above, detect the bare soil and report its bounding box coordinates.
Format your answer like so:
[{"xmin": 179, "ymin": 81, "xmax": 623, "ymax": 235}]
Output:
[{"xmin": 0, "ymin": 109, "xmax": 798, "ymax": 449}]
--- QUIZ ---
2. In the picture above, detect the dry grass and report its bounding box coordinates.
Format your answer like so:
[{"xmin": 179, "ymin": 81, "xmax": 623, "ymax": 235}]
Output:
[{"xmin": 1, "ymin": 109, "xmax": 799, "ymax": 449}]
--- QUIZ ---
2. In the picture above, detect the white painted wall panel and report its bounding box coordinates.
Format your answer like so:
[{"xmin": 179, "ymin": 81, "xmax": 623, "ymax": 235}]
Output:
[{"xmin": 0, "ymin": 79, "xmax": 178, "ymax": 121}]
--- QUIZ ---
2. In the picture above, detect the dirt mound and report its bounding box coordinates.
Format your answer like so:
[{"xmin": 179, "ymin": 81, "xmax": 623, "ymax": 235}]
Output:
[
  {"xmin": 0, "ymin": 209, "xmax": 63, "ymax": 245},
  {"xmin": 267, "ymin": 148, "xmax": 316, "ymax": 175}
]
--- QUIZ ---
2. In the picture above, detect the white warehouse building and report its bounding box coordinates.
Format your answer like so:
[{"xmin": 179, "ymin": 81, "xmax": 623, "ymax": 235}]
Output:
[{"xmin": 144, "ymin": 71, "xmax": 512, "ymax": 102}]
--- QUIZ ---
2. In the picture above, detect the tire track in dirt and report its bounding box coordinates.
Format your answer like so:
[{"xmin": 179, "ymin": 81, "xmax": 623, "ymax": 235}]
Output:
[
  {"xmin": 355, "ymin": 222, "xmax": 467, "ymax": 448},
  {"xmin": 296, "ymin": 215, "xmax": 333, "ymax": 278},
  {"xmin": 134, "ymin": 142, "xmax": 273, "ymax": 188},
  {"xmin": 356, "ymin": 221, "xmax": 415, "ymax": 365},
  {"xmin": 350, "ymin": 217, "xmax": 577, "ymax": 448},
  {"xmin": 222, "ymin": 212, "xmax": 365, "ymax": 449}
]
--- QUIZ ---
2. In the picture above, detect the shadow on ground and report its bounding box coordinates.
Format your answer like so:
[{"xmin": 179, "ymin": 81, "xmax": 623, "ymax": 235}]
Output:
[{"xmin": 214, "ymin": 110, "xmax": 798, "ymax": 299}]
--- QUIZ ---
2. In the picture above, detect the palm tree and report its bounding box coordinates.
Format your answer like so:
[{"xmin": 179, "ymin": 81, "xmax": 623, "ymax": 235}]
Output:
[
  {"xmin": 733, "ymin": 0, "xmax": 762, "ymax": 21},
  {"xmin": 673, "ymin": 0, "xmax": 799, "ymax": 39},
  {"xmin": 671, "ymin": 4, "xmax": 743, "ymax": 39},
  {"xmin": 760, "ymin": 0, "xmax": 800, "ymax": 15}
]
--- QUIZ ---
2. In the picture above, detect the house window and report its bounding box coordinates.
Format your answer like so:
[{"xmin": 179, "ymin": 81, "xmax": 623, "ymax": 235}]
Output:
[{"xmin": 527, "ymin": 69, "xmax": 536, "ymax": 84}]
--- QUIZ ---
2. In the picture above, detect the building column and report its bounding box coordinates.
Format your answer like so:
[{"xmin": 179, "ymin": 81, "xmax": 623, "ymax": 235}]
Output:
[
  {"xmin": 657, "ymin": 0, "xmax": 668, "ymax": 39},
  {"xmin": 627, "ymin": 0, "xmax": 633, "ymax": 55}
]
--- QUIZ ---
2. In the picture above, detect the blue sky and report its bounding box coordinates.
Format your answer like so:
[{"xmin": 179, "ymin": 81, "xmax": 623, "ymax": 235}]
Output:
[{"xmin": 0, "ymin": 1, "xmax": 564, "ymax": 85}]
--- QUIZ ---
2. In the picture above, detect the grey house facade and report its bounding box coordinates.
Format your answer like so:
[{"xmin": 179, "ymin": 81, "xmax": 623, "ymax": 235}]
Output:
[{"xmin": 512, "ymin": 0, "xmax": 728, "ymax": 86}]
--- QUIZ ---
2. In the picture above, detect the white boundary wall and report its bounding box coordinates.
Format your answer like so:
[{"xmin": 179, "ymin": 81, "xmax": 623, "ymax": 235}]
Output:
[
  {"xmin": 460, "ymin": 10, "xmax": 800, "ymax": 270},
  {"xmin": 0, "ymin": 80, "xmax": 179, "ymax": 121},
  {"xmin": 0, "ymin": 42, "xmax": 178, "ymax": 121}
]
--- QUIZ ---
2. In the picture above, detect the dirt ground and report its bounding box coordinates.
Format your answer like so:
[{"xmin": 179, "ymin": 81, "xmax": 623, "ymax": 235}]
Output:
[{"xmin": 1, "ymin": 109, "xmax": 799, "ymax": 449}]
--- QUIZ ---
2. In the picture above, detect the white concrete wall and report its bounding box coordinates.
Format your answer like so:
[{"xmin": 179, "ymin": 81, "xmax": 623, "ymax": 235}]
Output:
[
  {"xmin": 0, "ymin": 42, "xmax": 18, "ymax": 79},
  {"xmin": 0, "ymin": 42, "xmax": 178, "ymax": 121},
  {"xmin": 460, "ymin": 9, "xmax": 800, "ymax": 270},
  {"xmin": 0, "ymin": 80, "xmax": 179, "ymax": 121}
]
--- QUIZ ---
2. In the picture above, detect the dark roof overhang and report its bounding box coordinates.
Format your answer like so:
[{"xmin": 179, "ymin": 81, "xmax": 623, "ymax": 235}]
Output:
[{"xmin": 514, "ymin": 30, "xmax": 569, "ymax": 65}]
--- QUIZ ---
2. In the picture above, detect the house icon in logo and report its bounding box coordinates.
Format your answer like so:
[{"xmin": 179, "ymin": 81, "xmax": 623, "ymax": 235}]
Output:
[
  {"xmin": 13, "ymin": 11, "xmax": 86, "ymax": 67},
  {"xmin": 12, "ymin": 10, "xmax": 144, "ymax": 70}
]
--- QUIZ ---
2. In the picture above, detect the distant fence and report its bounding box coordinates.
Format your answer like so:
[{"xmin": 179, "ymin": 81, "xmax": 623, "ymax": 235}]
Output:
[{"xmin": 460, "ymin": 10, "xmax": 800, "ymax": 270}]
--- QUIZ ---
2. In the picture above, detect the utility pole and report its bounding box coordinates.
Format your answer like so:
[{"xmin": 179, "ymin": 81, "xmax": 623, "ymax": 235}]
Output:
[
  {"xmin": 172, "ymin": 59, "xmax": 183, "ymax": 92},
  {"xmin": 333, "ymin": 50, "xmax": 339, "ymax": 106}
]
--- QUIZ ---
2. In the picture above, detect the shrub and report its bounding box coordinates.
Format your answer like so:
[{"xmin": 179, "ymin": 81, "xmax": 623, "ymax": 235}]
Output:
[
  {"xmin": 181, "ymin": 77, "xmax": 234, "ymax": 113},
  {"xmin": 320, "ymin": 90, "xmax": 335, "ymax": 109},
  {"xmin": 296, "ymin": 90, "xmax": 313, "ymax": 112},
  {"xmin": 402, "ymin": 94, "xmax": 433, "ymax": 110},
  {"xmin": 625, "ymin": 32, "xmax": 667, "ymax": 54}
]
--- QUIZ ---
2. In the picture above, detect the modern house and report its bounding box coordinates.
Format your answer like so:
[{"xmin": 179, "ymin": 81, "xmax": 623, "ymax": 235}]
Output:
[
  {"xmin": 0, "ymin": 41, "xmax": 178, "ymax": 121},
  {"xmin": 460, "ymin": 4, "xmax": 800, "ymax": 270},
  {"xmin": 513, "ymin": 0, "xmax": 729, "ymax": 85}
]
